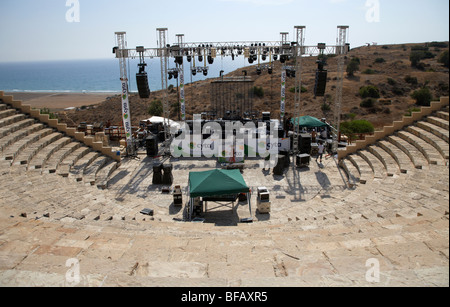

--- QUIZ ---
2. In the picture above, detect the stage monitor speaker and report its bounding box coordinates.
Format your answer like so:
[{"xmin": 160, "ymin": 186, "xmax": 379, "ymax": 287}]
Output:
[
  {"xmin": 314, "ymin": 70, "xmax": 328, "ymax": 97},
  {"xmin": 146, "ymin": 136, "xmax": 158, "ymax": 157},
  {"xmin": 136, "ymin": 73, "xmax": 151, "ymax": 99}
]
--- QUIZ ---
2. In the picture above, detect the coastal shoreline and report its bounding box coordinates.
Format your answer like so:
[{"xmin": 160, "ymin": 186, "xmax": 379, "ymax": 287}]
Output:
[{"xmin": 3, "ymin": 91, "xmax": 118, "ymax": 111}]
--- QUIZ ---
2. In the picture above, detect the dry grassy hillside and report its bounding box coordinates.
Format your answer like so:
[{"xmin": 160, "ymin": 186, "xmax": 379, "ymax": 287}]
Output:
[{"xmin": 58, "ymin": 42, "xmax": 449, "ymax": 129}]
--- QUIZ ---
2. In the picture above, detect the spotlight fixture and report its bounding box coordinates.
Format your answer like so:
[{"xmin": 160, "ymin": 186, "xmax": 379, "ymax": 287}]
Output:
[
  {"xmin": 256, "ymin": 67, "xmax": 261, "ymax": 75},
  {"xmin": 175, "ymin": 56, "xmax": 183, "ymax": 65},
  {"xmin": 203, "ymin": 69, "xmax": 208, "ymax": 76},
  {"xmin": 268, "ymin": 67, "xmax": 273, "ymax": 74},
  {"xmin": 198, "ymin": 55, "xmax": 203, "ymax": 62},
  {"xmin": 192, "ymin": 69, "xmax": 197, "ymax": 76},
  {"xmin": 168, "ymin": 72, "xmax": 173, "ymax": 80},
  {"xmin": 208, "ymin": 56, "xmax": 214, "ymax": 65},
  {"xmin": 187, "ymin": 55, "xmax": 192, "ymax": 62}
]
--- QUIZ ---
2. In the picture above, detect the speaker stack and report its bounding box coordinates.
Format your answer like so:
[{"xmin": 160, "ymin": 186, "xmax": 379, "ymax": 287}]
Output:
[
  {"xmin": 152, "ymin": 162, "xmax": 163, "ymax": 185},
  {"xmin": 273, "ymin": 155, "xmax": 285, "ymax": 176},
  {"xmin": 162, "ymin": 163, "xmax": 174, "ymax": 185},
  {"xmin": 136, "ymin": 72, "xmax": 151, "ymax": 99},
  {"xmin": 146, "ymin": 136, "xmax": 158, "ymax": 157},
  {"xmin": 314, "ymin": 70, "xmax": 328, "ymax": 97},
  {"xmin": 299, "ymin": 133, "xmax": 312, "ymax": 155}
]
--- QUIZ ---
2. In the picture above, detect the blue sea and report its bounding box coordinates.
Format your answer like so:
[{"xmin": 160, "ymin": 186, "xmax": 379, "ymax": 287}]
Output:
[{"xmin": 0, "ymin": 57, "xmax": 262, "ymax": 93}]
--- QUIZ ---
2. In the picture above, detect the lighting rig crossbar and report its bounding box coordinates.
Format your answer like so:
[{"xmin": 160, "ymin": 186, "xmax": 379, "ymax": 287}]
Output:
[{"xmin": 113, "ymin": 25, "xmax": 349, "ymax": 157}]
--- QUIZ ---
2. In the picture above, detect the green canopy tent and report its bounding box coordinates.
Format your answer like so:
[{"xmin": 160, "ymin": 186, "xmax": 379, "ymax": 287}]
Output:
[
  {"xmin": 291, "ymin": 116, "xmax": 327, "ymax": 128},
  {"xmin": 188, "ymin": 169, "xmax": 251, "ymax": 221}
]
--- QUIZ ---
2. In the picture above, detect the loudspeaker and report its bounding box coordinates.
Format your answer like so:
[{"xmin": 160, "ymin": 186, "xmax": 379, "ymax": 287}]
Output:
[
  {"xmin": 299, "ymin": 133, "xmax": 312, "ymax": 155},
  {"xmin": 146, "ymin": 136, "xmax": 158, "ymax": 157},
  {"xmin": 162, "ymin": 163, "xmax": 173, "ymax": 185},
  {"xmin": 279, "ymin": 150, "xmax": 290, "ymax": 167},
  {"xmin": 296, "ymin": 154, "xmax": 310, "ymax": 167},
  {"xmin": 314, "ymin": 70, "xmax": 328, "ymax": 97},
  {"xmin": 277, "ymin": 127, "xmax": 285, "ymax": 138},
  {"xmin": 273, "ymin": 155, "xmax": 285, "ymax": 175},
  {"xmin": 136, "ymin": 73, "xmax": 151, "ymax": 99},
  {"xmin": 152, "ymin": 163, "xmax": 163, "ymax": 184}
]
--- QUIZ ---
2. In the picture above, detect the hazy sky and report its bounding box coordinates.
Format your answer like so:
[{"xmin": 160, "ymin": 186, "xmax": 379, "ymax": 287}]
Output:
[{"xmin": 0, "ymin": 0, "xmax": 448, "ymax": 62}]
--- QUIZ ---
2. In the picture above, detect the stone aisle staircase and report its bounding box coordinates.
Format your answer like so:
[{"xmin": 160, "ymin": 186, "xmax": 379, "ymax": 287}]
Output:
[{"xmin": 0, "ymin": 98, "xmax": 119, "ymax": 188}]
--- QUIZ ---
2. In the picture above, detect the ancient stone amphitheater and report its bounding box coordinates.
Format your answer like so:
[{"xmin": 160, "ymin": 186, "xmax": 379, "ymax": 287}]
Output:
[{"xmin": 0, "ymin": 91, "xmax": 448, "ymax": 287}]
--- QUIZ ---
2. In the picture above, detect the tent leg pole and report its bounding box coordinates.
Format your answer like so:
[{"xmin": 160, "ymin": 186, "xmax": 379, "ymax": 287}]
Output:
[{"xmin": 247, "ymin": 193, "xmax": 252, "ymax": 218}]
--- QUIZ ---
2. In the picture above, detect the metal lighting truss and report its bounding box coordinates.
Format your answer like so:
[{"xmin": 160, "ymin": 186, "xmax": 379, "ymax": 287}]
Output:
[{"xmin": 113, "ymin": 26, "xmax": 349, "ymax": 156}]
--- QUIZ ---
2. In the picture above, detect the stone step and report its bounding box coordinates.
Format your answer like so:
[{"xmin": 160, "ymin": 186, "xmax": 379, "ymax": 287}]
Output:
[
  {"xmin": 397, "ymin": 131, "xmax": 443, "ymax": 165},
  {"xmin": 347, "ymin": 154, "xmax": 373, "ymax": 185},
  {"xmin": 96, "ymin": 159, "xmax": 119, "ymax": 190},
  {"xmin": 418, "ymin": 121, "xmax": 449, "ymax": 144},
  {"xmin": 69, "ymin": 151, "xmax": 100, "ymax": 181},
  {"xmin": 386, "ymin": 135, "xmax": 427, "ymax": 170},
  {"xmin": 339, "ymin": 158, "xmax": 360, "ymax": 188},
  {"xmin": 0, "ymin": 109, "xmax": 16, "ymax": 120},
  {"xmin": 44, "ymin": 142, "xmax": 82, "ymax": 174},
  {"xmin": 368, "ymin": 145, "xmax": 400, "ymax": 177},
  {"xmin": 0, "ymin": 123, "xmax": 44, "ymax": 153},
  {"xmin": 427, "ymin": 116, "xmax": 449, "ymax": 131},
  {"xmin": 378, "ymin": 140, "xmax": 413, "ymax": 174},
  {"xmin": 29, "ymin": 137, "xmax": 72, "ymax": 171},
  {"xmin": 0, "ymin": 114, "xmax": 26, "ymax": 129},
  {"xmin": 83, "ymin": 156, "xmax": 109, "ymax": 185},
  {"xmin": 358, "ymin": 150, "xmax": 386, "ymax": 179},
  {"xmin": 0, "ymin": 103, "xmax": 6, "ymax": 111},
  {"xmin": 13, "ymin": 133, "xmax": 63, "ymax": 166},
  {"xmin": 407, "ymin": 126, "xmax": 449, "ymax": 160},
  {"xmin": 435, "ymin": 111, "xmax": 449, "ymax": 121},
  {"xmin": 57, "ymin": 146, "xmax": 91, "ymax": 176},
  {"xmin": 0, "ymin": 119, "xmax": 35, "ymax": 139},
  {"xmin": 2, "ymin": 128, "xmax": 53, "ymax": 163}
]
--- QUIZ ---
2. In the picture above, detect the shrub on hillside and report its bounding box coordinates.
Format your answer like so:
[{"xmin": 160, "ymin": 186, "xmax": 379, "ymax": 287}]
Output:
[
  {"xmin": 251, "ymin": 86, "xmax": 264, "ymax": 98},
  {"xmin": 404, "ymin": 75, "xmax": 418, "ymax": 85},
  {"xmin": 148, "ymin": 99, "xmax": 163, "ymax": 116},
  {"xmin": 360, "ymin": 98, "xmax": 376, "ymax": 108},
  {"xmin": 346, "ymin": 58, "xmax": 360, "ymax": 77},
  {"xmin": 359, "ymin": 85, "xmax": 380, "ymax": 99},
  {"xmin": 340, "ymin": 120, "xmax": 375, "ymax": 135},
  {"xmin": 411, "ymin": 87, "xmax": 433, "ymax": 106},
  {"xmin": 438, "ymin": 50, "xmax": 449, "ymax": 68},
  {"xmin": 387, "ymin": 78, "xmax": 397, "ymax": 86}
]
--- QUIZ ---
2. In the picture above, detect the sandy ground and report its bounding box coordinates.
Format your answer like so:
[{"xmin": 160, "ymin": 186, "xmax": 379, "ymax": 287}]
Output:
[{"xmin": 4, "ymin": 92, "xmax": 115, "ymax": 111}]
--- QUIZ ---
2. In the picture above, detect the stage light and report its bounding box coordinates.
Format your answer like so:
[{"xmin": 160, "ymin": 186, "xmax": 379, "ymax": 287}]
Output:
[
  {"xmin": 273, "ymin": 54, "xmax": 278, "ymax": 61},
  {"xmin": 198, "ymin": 55, "xmax": 203, "ymax": 62},
  {"xmin": 268, "ymin": 67, "xmax": 273, "ymax": 74},
  {"xmin": 256, "ymin": 67, "xmax": 261, "ymax": 75},
  {"xmin": 203, "ymin": 69, "xmax": 208, "ymax": 76},
  {"xmin": 208, "ymin": 56, "xmax": 214, "ymax": 65},
  {"xmin": 192, "ymin": 69, "xmax": 197, "ymax": 76},
  {"xmin": 168, "ymin": 72, "xmax": 173, "ymax": 80},
  {"xmin": 175, "ymin": 56, "xmax": 183, "ymax": 65},
  {"xmin": 173, "ymin": 71, "xmax": 178, "ymax": 79},
  {"xmin": 187, "ymin": 55, "xmax": 192, "ymax": 62}
]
